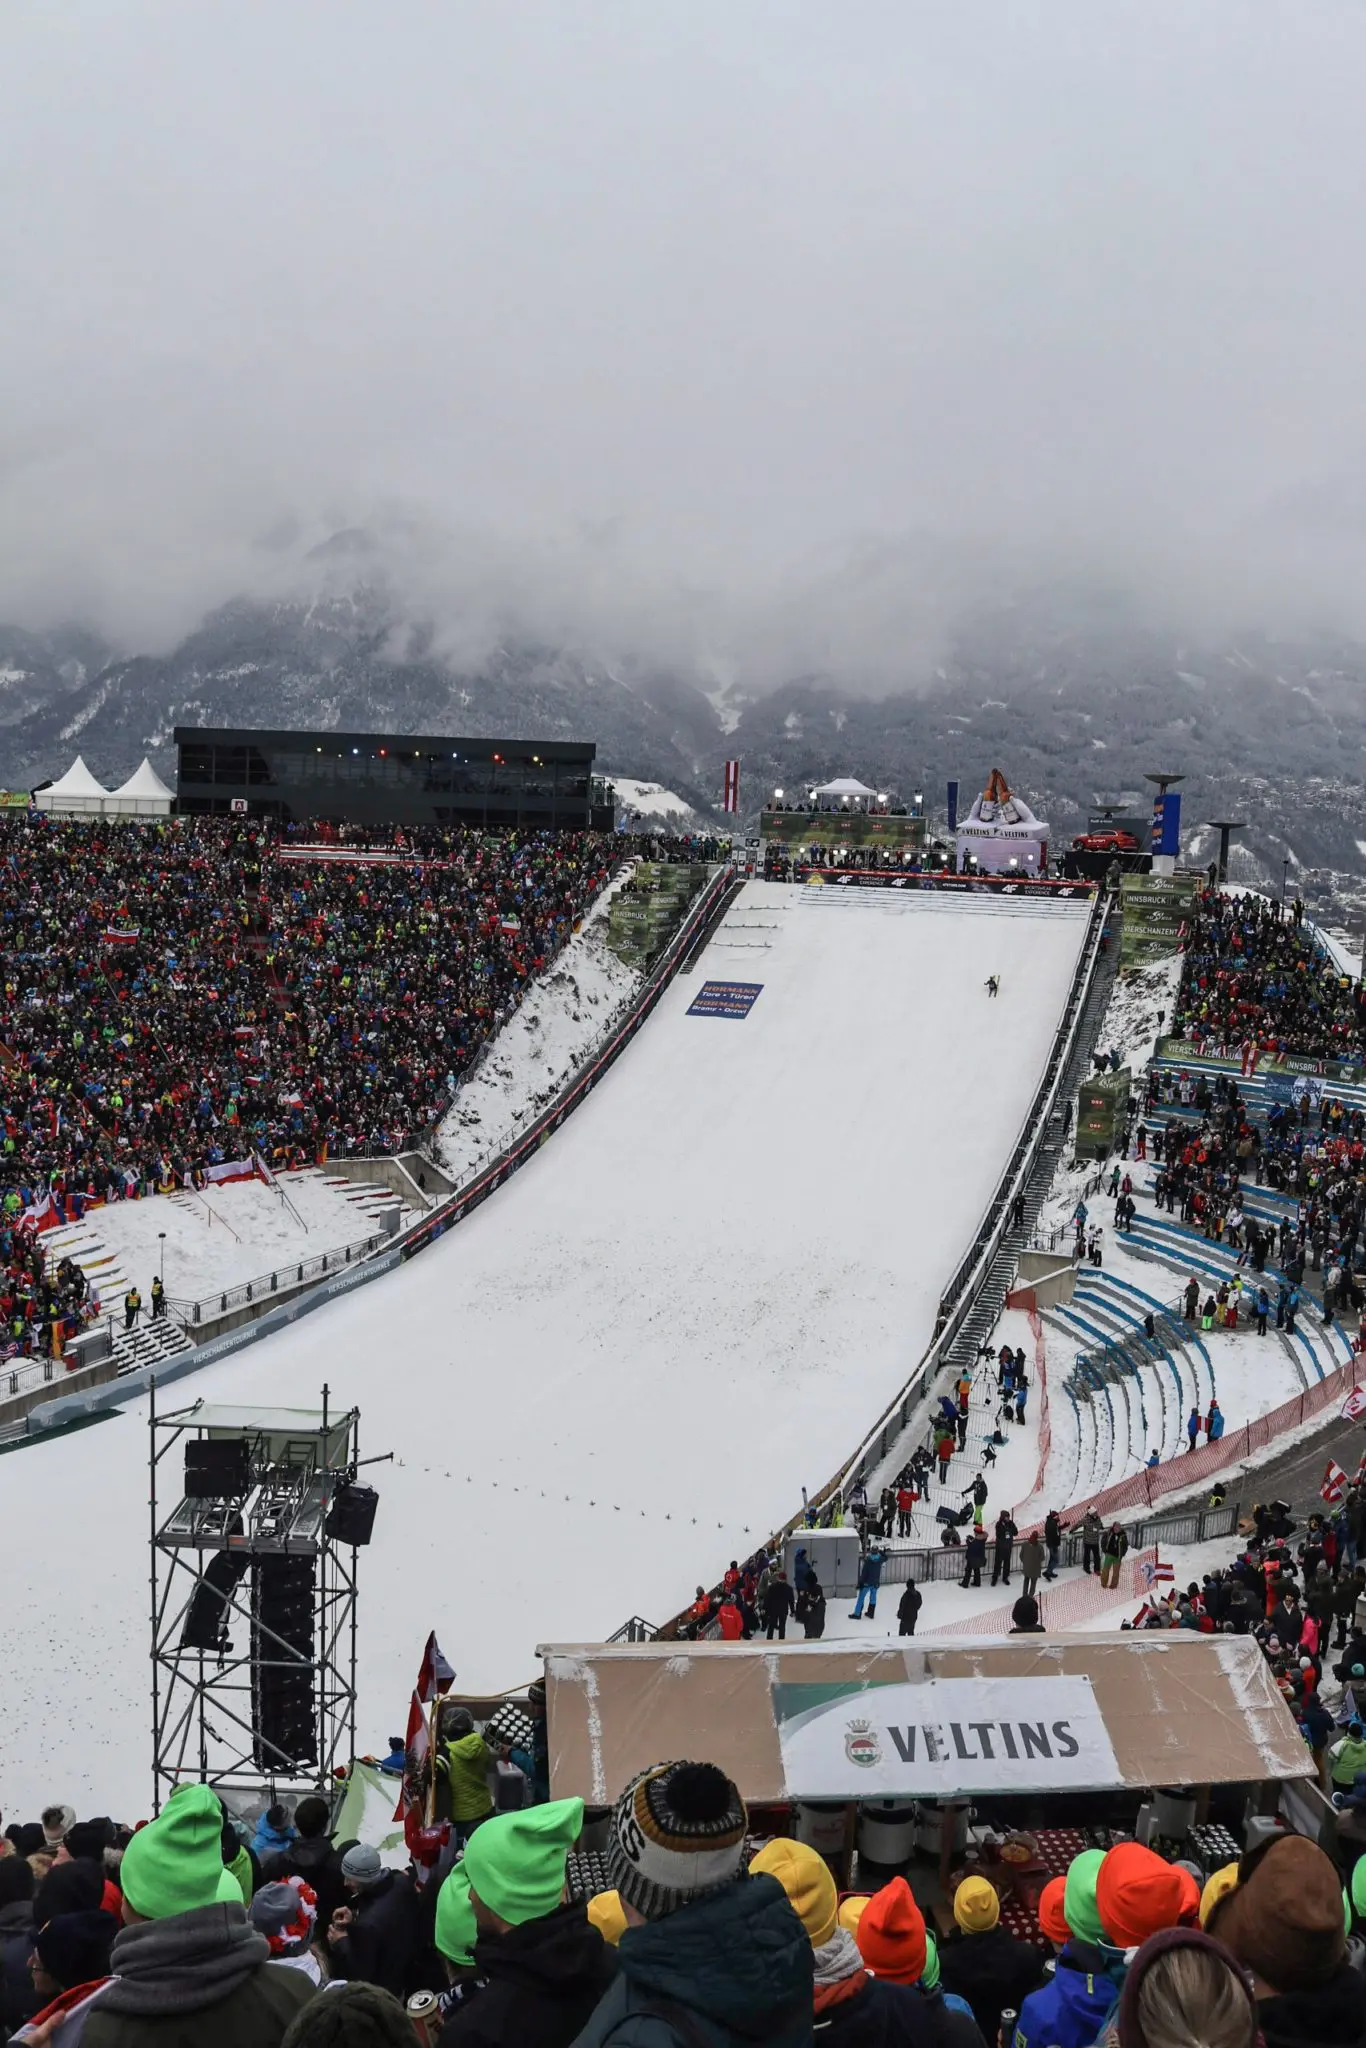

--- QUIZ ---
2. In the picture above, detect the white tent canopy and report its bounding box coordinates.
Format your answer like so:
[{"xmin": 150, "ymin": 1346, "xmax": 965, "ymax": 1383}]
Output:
[
  {"xmin": 111, "ymin": 757, "xmax": 174, "ymax": 801},
  {"xmin": 34, "ymin": 755, "xmax": 111, "ymax": 816},
  {"xmin": 44, "ymin": 755, "xmax": 109, "ymax": 798},
  {"xmin": 812, "ymin": 777, "xmax": 877, "ymax": 798},
  {"xmin": 105, "ymin": 757, "xmax": 174, "ymax": 816},
  {"xmin": 34, "ymin": 754, "xmax": 175, "ymax": 819}
]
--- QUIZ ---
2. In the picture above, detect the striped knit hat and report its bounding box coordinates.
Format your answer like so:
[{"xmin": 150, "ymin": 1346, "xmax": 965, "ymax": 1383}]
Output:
[{"xmin": 606, "ymin": 1760, "xmax": 747, "ymax": 1921}]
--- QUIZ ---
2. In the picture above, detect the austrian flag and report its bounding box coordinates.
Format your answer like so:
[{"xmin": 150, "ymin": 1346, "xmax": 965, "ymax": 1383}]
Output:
[{"xmin": 1322, "ymin": 1460, "xmax": 1350, "ymax": 1504}]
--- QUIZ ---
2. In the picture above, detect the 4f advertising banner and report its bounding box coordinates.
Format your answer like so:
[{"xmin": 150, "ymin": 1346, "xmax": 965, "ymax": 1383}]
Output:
[{"xmin": 775, "ymin": 1676, "xmax": 1118, "ymax": 1797}]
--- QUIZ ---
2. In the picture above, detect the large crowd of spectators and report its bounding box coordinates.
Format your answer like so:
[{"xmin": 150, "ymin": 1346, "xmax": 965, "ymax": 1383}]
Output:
[
  {"xmin": 0, "ymin": 814, "xmax": 633, "ymax": 1211},
  {"xmin": 1144, "ymin": 1067, "xmax": 1366, "ymax": 1342},
  {"xmin": 0, "ymin": 810, "xmax": 711, "ymax": 1359},
  {"xmin": 5, "ymin": 1749, "xmax": 1366, "ymax": 2047},
  {"xmin": 1169, "ymin": 887, "xmax": 1366, "ymax": 1066}
]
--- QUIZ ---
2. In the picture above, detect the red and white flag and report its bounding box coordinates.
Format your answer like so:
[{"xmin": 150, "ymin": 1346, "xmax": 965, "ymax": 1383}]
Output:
[
  {"xmin": 1151, "ymin": 1560, "xmax": 1175, "ymax": 1584},
  {"xmin": 416, "ymin": 1630, "xmax": 455, "ymax": 1704},
  {"xmin": 1342, "ymin": 1387, "xmax": 1366, "ymax": 1422},
  {"xmin": 1322, "ymin": 1460, "xmax": 1350, "ymax": 1503},
  {"xmin": 722, "ymin": 760, "xmax": 740, "ymax": 813},
  {"xmin": 394, "ymin": 1689, "xmax": 450, "ymax": 1879}
]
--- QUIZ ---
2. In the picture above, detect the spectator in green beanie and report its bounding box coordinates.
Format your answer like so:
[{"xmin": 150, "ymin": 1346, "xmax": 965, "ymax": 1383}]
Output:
[
  {"xmin": 442, "ymin": 1797, "xmax": 614, "ymax": 2046},
  {"xmin": 80, "ymin": 1784, "xmax": 315, "ymax": 2048}
]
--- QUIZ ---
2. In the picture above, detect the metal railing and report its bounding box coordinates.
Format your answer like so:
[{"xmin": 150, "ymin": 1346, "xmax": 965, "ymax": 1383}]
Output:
[
  {"xmin": 837, "ymin": 1498, "xmax": 1241, "ymax": 1589},
  {"xmin": 836, "ymin": 884, "xmax": 1110, "ymax": 1494},
  {"xmin": 606, "ymin": 1615, "xmax": 659, "ymax": 1643},
  {"xmin": 165, "ymin": 1227, "xmax": 391, "ymax": 1326},
  {"xmin": 649, "ymin": 883, "xmax": 1113, "ymax": 1641}
]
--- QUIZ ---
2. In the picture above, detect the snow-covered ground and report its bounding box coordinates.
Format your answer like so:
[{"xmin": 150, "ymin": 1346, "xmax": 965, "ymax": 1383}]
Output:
[
  {"xmin": 43, "ymin": 1171, "xmax": 410, "ymax": 1314},
  {"xmin": 435, "ymin": 867, "xmax": 642, "ymax": 1183},
  {"xmin": 0, "ymin": 883, "xmax": 1090, "ymax": 1814},
  {"xmin": 607, "ymin": 777, "xmax": 709, "ymax": 832}
]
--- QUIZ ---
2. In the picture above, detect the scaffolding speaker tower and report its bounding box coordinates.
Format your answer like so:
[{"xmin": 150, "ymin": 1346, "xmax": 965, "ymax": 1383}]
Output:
[{"xmin": 149, "ymin": 1385, "xmax": 374, "ymax": 1810}]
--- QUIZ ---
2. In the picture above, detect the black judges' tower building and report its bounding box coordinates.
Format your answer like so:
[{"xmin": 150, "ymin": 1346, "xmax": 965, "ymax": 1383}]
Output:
[{"xmin": 174, "ymin": 727, "xmax": 612, "ymax": 831}]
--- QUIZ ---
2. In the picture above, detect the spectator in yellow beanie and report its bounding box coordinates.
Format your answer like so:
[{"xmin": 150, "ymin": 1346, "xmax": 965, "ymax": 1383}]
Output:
[
  {"xmin": 955, "ymin": 1876, "xmax": 1001, "ymax": 1933},
  {"xmin": 939, "ymin": 1872, "xmax": 1046, "ymax": 2043},
  {"xmin": 750, "ymin": 1840, "xmax": 838, "ymax": 1946},
  {"xmin": 585, "ymin": 1889, "xmax": 628, "ymax": 1946}
]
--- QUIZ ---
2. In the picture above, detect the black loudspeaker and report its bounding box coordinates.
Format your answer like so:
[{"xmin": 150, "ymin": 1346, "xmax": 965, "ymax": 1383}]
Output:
[
  {"xmin": 180, "ymin": 1549, "xmax": 250, "ymax": 1651},
  {"xmin": 324, "ymin": 1482, "xmax": 379, "ymax": 1547},
  {"xmin": 185, "ymin": 1438, "xmax": 251, "ymax": 1499},
  {"xmin": 252, "ymin": 1556, "xmax": 317, "ymax": 1768}
]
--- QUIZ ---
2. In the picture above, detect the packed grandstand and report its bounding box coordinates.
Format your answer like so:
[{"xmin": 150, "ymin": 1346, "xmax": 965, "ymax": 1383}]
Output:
[
  {"xmin": 9, "ymin": 803, "xmax": 1366, "ymax": 2047},
  {"xmin": 0, "ymin": 813, "xmax": 724, "ymax": 1363}
]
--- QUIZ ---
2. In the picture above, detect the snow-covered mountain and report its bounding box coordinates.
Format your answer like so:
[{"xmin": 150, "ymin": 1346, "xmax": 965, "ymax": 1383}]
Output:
[{"xmin": 5, "ymin": 563, "xmax": 1366, "ymax": 921}]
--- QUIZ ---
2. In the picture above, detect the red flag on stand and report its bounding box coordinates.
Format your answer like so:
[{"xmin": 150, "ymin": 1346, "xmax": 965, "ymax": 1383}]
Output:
[
  {"xmin": 722, "ymin": 760, "xmax": 740, "ymax": 813},
  {"xmin": 416, "ymin": 1631, "xmax": 455, "ymax": 1704},
  {"xmin": 1322, "ymin": 1460, "xmax": 1350, "ymax": 1504}
]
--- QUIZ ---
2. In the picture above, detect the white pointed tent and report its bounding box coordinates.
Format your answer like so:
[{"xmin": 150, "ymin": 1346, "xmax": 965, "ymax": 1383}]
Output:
[
  {"xmin": 105, "ymin": 757, "xmax": 174, "ymax": 818},
  {"xmin": 34, "ymin": 755, "xmax": 112, "ymax": 818}
]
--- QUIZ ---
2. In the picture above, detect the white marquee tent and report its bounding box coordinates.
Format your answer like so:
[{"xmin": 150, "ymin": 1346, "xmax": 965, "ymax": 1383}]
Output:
[
  {"xmin": 105, "ymin": 757, "xmax": 175, "ymax": 817},
  {"xmin": 33, "ymin": 755, "xmax": 174, "ymax": 819},
  {"xmin": 34, "ymin": 756, "xmax": 111, "ymax": 818}
]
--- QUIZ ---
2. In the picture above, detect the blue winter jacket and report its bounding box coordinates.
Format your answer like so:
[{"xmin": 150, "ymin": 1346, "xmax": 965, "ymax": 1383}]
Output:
[
  {"xmin": 252, "ymin": 1812, "xmax": 297, "ymax": 1859},
  {"xmin": 859, "ymin": 1550, "xmax": 885, "ymax": 1589},
  {"xmin": 1013, "ymin": 1943, "xmax": 1123, "ymax": 2048}
]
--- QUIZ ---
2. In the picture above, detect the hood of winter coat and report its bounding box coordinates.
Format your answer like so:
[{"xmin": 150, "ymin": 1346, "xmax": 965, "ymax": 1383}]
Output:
[
  {"xmin": 285, "ymin": 1835, "xmax": 335, "ymax": 1871},
  {"xmin": 98, "ymin": 1901, "xmax": 269, "ymax": 2016},
  {"xmin": 447, "ymin": 1731, "xmax": 492, "ymax": 1765},
  {"xmin": 619, "ymin": 1875, "xmax": 812, "ymax": 2039},
  {"xmin": 1257, "ymin": 1964, "xmax": 1366, "ymax": 2048},
  {"xmin": 477, "ymin": 1902, "xmax": 615, "ymax": 1996}
]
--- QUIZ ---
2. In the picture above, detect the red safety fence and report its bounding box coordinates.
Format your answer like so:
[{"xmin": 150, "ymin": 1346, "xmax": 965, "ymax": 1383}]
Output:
[
  {"xmin": 928, "ymin": 1546, "xmax": 1157, "ymax": 1637},
  {"xmin": 1023, "ymin": 1307, "xmax": 1051, "ymax": 1508},
  {"xmin": 1021, "ymin": 1357, "xmax": 1361, "ymax": 1536}
]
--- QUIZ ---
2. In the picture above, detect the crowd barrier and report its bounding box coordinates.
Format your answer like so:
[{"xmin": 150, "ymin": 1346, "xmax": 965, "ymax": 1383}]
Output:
[
  {"xmin": 1022, "ymin": 1355, "xmax": 1361, "ymax": 1533},
  {"xmin": 927, "ymin": 1546, "xmax": 1157, "ymax": 1637},
  {"xmin": 1021, "ymin": 1306, "xmax": 1052, "ymax": 1510},
  {"xmin": 787, "ymin": 870, "xmax": 1098, "ymax": 899}
]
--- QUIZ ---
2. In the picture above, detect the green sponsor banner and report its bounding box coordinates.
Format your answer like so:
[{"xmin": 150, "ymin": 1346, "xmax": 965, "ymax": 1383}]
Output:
[
  {"xmin": 1075, "ymin": 1067, "xmax": 1129, "ymax": 1155},
  {"xmin": 1120, "ymin": 870, "xmax": 1198, "ymax": 965},
  {"xmin": 1156, "ymin": 1037, "xmax": 1366, "ymax": 1086},
  {"xmin": 760, "ymin": 810, "xmax": 925, "ymax": 849}
]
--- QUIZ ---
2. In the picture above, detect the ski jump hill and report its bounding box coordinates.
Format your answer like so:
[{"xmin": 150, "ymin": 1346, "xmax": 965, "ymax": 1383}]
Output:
[{"xmin": 0, "ymin": 881, "xmax": 1091, "ymax": 1812}]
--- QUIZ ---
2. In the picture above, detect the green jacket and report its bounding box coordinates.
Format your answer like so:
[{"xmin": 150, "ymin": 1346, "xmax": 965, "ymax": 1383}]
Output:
[
  {"xmin": 441, "ymin": 1730, "xmax": 497, "ymax": 1821},
  {"xmin": 1331, "ymin": 1734, "xmax": 1366, "ymax": 1787}
]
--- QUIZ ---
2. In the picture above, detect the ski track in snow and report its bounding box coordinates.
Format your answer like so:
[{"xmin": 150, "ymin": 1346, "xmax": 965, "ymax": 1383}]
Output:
[{"xmin": 0, "ymin": 884, "xmax": 1089, "ymax": 1815}]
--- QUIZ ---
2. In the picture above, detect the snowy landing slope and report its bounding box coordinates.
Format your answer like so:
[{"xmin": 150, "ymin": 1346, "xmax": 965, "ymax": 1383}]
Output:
[{"xmin": 0, "ymin": 884, "xmax": 1088, "ymax": 1814}]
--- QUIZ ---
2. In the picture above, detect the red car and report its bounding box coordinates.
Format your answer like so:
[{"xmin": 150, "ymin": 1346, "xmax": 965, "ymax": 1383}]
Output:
[{"xmin": 1072, "ymin": 829, "xmax": 1140, "ymax": 853}]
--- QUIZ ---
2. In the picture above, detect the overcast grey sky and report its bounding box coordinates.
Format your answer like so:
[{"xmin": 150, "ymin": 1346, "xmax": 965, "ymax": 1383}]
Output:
[{"xmin": 4, "ymin": 1, "xmax": 1366, "ymax": 672}]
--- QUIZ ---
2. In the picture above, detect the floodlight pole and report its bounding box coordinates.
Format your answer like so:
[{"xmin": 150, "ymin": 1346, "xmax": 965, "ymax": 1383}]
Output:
[{"xmin": 1203, "ymin": 821, "xmax": 1245, "ymax": 885}]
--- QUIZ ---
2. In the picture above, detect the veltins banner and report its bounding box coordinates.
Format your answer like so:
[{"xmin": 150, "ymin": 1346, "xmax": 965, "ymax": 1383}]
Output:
[{"xmin": 774, "ymin": 1676, "xmax": 1118, "ymax": 1797}]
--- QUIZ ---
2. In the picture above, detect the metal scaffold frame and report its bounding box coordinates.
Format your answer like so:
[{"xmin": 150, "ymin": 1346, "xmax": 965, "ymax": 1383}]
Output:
[{"xmin": 148, "ymin": 1380, "xmax": 363, "ymax": 1813}]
